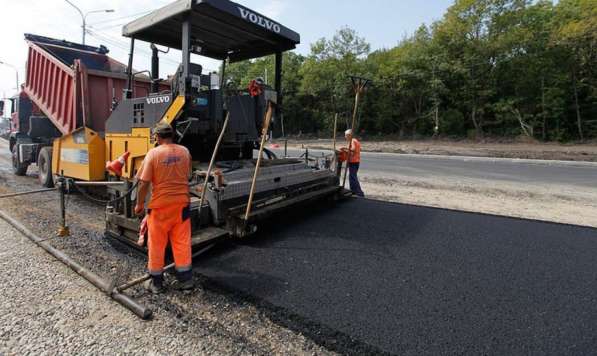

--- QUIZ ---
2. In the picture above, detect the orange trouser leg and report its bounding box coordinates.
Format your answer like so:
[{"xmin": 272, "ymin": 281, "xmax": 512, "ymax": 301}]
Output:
[
  {"xmin": 147, "ymin": 204, "xmax": 192, "ymax": 275},
  {"xmin": 169, "ymin": 215, "xmax": 192, "ymax": 273},
  {"xmin": 147, "ymin": 209, "xmax": 170, "ymax": 276}
]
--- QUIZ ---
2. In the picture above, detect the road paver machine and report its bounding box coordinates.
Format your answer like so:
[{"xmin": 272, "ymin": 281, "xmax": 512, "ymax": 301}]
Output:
[{"xmin": 103, "ymin": 0, "xmax": 341, "ymax": 247}]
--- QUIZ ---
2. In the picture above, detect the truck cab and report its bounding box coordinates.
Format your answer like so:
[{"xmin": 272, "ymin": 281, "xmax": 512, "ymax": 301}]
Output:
[{"xmin": 8, "ymin": 91, "xmax": 61, "ymax": 183}]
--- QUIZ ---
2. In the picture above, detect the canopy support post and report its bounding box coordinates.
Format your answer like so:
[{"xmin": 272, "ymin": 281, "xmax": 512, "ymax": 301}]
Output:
[
  {"xmin": 274, "ymin": 51, "xmax": 283, "ymax": 138},
  {"xmin": 124, "ymin": 38, "xmax": 135, "ymax": 100},
  {"xmin": 181, "ymin": 17, "xmax": 191, "ymax": 97}
]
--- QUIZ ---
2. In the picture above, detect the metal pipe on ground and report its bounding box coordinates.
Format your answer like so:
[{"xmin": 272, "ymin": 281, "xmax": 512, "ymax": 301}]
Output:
[
  {"xmin": 74, "ymin": 181, "xmax": 126, "ymax": 187},
  {"xmin": 116, "ymin": 244, "xmax": 216, "ymax": 292},
  {"xmin": 0, "ymin": 210, "xmax": 152, "ymax": 320},
  {"xmin": 0, "ymin": 188, "xmax": 57, "ymax": 199}
]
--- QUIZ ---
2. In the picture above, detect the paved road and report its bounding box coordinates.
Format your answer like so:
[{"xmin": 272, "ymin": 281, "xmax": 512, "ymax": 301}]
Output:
[
  {"xmin": 274, "ymin": 148, "xmax": 597, "ymax": 189},
  {"xmin": 3, "ymin": 137, "xmax": 596, "ymax": 353},
  {"xmin": 199, "ymin": 199, "xmax": 597, "ymax": 355}
]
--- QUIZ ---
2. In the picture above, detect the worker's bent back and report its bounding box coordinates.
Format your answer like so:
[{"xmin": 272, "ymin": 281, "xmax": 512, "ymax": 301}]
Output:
[{"xmin": 137, "ymin": 143, "xmax": 191, "ymax": 209}]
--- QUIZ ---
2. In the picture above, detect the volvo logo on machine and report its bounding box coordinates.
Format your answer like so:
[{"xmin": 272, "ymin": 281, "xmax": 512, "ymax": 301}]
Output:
[
  {"xmin": 146, "ymin": 96, "xmax": 170, "ymax": 105},
  {"xmin": 238, "ymin": 7, "xmax": 281, "ymax": 34}
]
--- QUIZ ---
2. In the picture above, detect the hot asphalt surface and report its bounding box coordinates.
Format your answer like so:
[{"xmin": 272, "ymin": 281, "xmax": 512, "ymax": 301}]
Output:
[{"xmin": 198, "ymin": 198, "xmax": 597, "ymax": 355}]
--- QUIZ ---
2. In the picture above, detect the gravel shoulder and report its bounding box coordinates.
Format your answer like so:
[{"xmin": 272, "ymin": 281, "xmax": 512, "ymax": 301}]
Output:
[
  {"xmin": 0, "ymin": 214, "xmax": 332, "ymax": 355},
  {"xmin": 360, "ymin": 173, "xmax": 597, "ymax": 228}
]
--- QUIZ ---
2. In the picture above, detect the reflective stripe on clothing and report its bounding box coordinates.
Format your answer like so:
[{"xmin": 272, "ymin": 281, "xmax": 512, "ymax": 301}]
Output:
[
  {"xmin": 136, "ymin": 143, "xmax": 191, "ymax": 209},
  {"xmin": 147, "ymin": 203, "xmax": 192, "ymax": 275},
  {"xmin": 348, "ymin": 139, "xmax": 361, "ymax": 163}
]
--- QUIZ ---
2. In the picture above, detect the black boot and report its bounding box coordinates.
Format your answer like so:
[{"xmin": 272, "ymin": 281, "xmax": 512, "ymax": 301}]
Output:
[
  {"xmin": 172, "ymin": 270, "xmax": 194, "ymax": 291},
  {"xmin": 145, "ymin": 274, "xmax": 165, "ymax": 294}
]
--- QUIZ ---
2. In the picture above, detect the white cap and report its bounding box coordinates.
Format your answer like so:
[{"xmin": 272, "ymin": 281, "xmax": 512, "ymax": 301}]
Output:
[{"xmin": 345, "ymin": 129, "xmax": 353, "ymax": 136}]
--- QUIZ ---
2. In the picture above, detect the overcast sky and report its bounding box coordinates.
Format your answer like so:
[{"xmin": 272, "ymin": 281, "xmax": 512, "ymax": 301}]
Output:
[{"xmin": 0, "ymin": 0, "xmax": 452, "ymax": 108}]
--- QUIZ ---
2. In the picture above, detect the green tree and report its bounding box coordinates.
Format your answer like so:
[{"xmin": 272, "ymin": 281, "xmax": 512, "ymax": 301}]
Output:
[
  {"xmin": 551, "ymin": 0, "xmax": 597, "ymax": 140},
  {"xmin": 300, "ymin": 27, "xmax": 371, "ymax": 133},
  {"xmin": 219, "ymin": 1, "xmax": 597, "ymax": 141}
]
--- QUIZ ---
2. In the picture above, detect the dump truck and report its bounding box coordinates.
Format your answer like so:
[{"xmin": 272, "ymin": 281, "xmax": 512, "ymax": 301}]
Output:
[
  {"xmin": 8, "ymin": 34, "xmax": 165, "ymax": 187},
  {"xmin": 8, "ymin": 0, "xmax": 342, "ymax": 248}
]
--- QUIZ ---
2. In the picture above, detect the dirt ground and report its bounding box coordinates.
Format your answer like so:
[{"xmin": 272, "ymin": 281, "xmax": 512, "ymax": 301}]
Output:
[
  {"xmin": 277, "ymin": 138, "xmax": 597, "ymax": 162},
  {"xmin": 359, "ymin": 173, "xmax": 597, "ymax": 229}
]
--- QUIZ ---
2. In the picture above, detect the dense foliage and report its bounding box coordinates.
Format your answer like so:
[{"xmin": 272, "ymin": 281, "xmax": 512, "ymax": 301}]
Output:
[{"xmin": 226, "ymin": 0, "xmax": 596, "ymax": 141}]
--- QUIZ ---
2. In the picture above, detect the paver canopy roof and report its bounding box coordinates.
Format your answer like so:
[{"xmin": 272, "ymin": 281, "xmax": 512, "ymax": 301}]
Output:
[{"xmin": 123, "ymin": 0, "xmax": 300, "ymax": 62}]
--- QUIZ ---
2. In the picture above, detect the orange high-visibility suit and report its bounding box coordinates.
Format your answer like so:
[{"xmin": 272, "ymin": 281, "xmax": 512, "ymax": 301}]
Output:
[
  {"xmin": 136, "ymin": 143, "xmax": 192, "ymax": 277},
  {"xmin": 348, "ymin": 138, "xmax": 361, "ymax": 163},
  {"xmin": 347, "ymin": 138, "xmax": 364, "ymax": 197}
]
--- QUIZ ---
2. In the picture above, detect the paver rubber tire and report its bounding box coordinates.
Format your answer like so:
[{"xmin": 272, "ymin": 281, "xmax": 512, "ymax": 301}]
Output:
[
  {"xmin": 11, "ymin": 145, "xmax": 28, "ymax": 176},
  {"xmin": 37, "ymin": 147, "xmax": 54, "ymax": 188}
]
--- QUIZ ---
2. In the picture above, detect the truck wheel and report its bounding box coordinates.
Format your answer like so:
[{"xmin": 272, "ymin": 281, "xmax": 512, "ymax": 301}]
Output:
[
  {"xmin": 11, "ymin": 145, "xmax": 28, "ymax": 176},
  {"xmin": 37, "ymin": 147, "xmax": 54, "ymax": 188}
]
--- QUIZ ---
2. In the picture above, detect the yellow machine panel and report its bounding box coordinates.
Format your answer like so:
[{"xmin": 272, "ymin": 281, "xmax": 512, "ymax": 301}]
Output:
[
  {"xmin": 105, "ymin": 127, "xmax": 154, "ymax": 180},
  {"xmin": 52, "ymin": 128, "xmax": 106, "ymax": 181},
  {"xmin": 162, "ymin": 96, "xmax": 185, "ymax": 125},
  {"xmin": 104, "ymin": 96, "xmax": 185, "ymax": 180}
]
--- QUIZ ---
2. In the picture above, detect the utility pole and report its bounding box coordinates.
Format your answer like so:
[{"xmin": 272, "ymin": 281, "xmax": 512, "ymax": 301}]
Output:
[
  {"xmin": 64, "ymin": 0, "xmax": 114, "ymax": 45},
  {"xmin": 0, "ymin": 61, "xmax": 19, "ymax": 92}
]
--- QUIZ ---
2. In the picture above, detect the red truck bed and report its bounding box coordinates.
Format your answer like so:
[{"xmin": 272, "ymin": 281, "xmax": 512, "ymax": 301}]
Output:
[{"xmin": 23, "ymin": 34, "xmax": 160, "ymax": 135}]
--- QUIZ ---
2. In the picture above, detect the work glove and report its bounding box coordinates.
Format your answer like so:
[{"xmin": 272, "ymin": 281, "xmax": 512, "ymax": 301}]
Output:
[{"xmin": 138, "ymin": 216, "xmax": 148, "ymax": 247}]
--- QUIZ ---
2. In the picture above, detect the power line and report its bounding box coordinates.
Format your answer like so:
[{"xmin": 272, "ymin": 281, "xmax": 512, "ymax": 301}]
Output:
[
  {"xmin": 85, "ymin": 29, "xmax": 220, "ymax": 73},
  {"xmin": 90, "ymin": 22, "xmax": 130, "ymax": 31},
  {"xmin": 86, "ymin": 29, "xmax": 166, "ymax": 59},
  {"xmin": 87, "ymin": 10, "xmax": 151, "ymax": 26}
]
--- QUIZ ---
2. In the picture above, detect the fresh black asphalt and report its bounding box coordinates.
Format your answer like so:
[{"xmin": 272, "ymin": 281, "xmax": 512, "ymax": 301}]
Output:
[{"xmin": 198, "ymin": 199, "xmax": 597, "ymax": 355}]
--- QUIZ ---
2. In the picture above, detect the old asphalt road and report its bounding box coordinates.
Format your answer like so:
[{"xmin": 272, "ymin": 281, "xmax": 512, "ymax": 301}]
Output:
[
  {"xmin": 276, "ymin": 147, "xmax": 597, "ymax": 188},
  {"xmin": 197, "ymin": 199, "xmax": 597, "ymax": 355}
]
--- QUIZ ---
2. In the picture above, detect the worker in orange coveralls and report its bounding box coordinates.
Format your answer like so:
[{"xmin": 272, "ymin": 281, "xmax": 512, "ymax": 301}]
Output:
[
  {"xmin": 134, "ymin": 122, "xmax": 194, "ymax": 294},
  {"xmin": 341, "ymin": 129, "xmax": 365, "ymax": 197}
]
